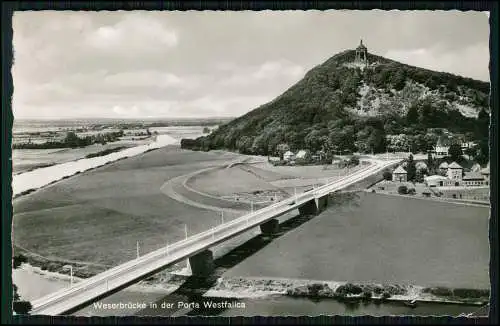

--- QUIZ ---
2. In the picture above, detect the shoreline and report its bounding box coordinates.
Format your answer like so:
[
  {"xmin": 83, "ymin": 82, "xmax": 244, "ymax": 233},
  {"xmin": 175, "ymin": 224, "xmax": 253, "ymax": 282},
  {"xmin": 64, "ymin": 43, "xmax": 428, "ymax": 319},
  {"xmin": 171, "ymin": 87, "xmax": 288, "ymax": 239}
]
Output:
[
  {"xmin": 12, "ymin": 136, "xmax": 177, "ymax": 200},
  {"xmin": 15, "ymin": 263, "xmax": 488, "ymax": 308},
  {"xmin": 208, "ymin": 277, "xmax": 489, "ymax": 306}
]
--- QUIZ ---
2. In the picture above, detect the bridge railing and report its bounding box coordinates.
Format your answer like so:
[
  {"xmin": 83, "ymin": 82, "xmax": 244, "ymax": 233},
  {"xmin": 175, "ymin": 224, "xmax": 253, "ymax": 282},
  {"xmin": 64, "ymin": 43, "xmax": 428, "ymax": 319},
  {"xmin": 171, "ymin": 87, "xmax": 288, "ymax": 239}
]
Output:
[{"xmin": 33, "ymin": 158, "xmax": 402, "ymax": 313}]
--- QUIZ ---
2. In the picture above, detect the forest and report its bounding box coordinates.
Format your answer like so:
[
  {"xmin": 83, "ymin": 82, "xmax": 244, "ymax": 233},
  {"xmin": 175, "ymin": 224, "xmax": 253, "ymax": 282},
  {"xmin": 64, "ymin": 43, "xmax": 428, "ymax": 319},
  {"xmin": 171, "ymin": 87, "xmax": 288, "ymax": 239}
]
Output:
[{"xmin": 181, "ymin": 50, "xmax": 490, "ymax": 165}]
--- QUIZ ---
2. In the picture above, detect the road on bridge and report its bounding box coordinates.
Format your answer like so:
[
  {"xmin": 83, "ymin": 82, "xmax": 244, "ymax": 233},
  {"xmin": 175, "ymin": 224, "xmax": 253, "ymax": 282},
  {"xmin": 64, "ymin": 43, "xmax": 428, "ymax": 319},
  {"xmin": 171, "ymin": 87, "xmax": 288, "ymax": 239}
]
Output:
[{"xmin": 30, "ymin": 158, "xmax": 401, "ymax": 316}]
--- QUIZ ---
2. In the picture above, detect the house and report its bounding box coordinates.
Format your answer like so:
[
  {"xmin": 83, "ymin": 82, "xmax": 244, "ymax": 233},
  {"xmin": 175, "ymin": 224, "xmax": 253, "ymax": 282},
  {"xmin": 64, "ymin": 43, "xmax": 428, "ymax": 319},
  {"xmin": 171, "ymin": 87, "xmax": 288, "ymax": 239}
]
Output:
[
  {"xmin": 424, "ymin": 175, "xmax": 452, "ymax": 187},
  {"xmin": 462, "ymin": 172, "xmax": 488, "ymax": 187},
  {"xmin": 311, "ymin": 150, "xmax": 326, "ymax": 162},
  {"xmin": 461, "ymin": 141, "xmax": 476, "ymax": 151},
  {"xmin": 480, "ymin": 163, "xmax": 490, "ymax": 185},
  {"xmin": 296, "ymin": 150, "xmax": 311, "ymax": 161},
  {"xmin": 283, "ymin": 151, "xmax": 295, "ymax": 162},
  {"xmin": 447, "ymin": 161, "xmax": 463, "ymax": 184},
  {"xmin": 433, "ymin": 136, "xmax": 450, "ymax": 157},
  {"xmin": 434, "ymin": 145, "xmax": 449, "ymax": 157},
  {"xmin": 392, "ymin": 165, "xmax": 408, "ymax": 182}
]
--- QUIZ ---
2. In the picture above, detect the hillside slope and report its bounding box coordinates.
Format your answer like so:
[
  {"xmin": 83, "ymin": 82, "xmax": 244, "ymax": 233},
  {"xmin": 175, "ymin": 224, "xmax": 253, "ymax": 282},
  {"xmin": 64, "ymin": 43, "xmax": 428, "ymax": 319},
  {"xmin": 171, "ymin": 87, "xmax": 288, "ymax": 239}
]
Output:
[{"xmin": 182, "ymin": 50, "xmax": 490, "ymax": 161}]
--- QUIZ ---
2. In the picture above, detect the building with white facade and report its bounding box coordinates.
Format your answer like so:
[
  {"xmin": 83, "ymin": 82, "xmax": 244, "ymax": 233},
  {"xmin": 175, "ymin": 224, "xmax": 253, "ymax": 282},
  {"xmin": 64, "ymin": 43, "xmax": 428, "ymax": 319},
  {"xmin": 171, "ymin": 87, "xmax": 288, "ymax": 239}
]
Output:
[
  {"xmin": 392, "ymin": 165, "xmax": 408, "ymax": 182},
  {"xmin": 283, "ymin": 151, "xmax": 295, "ymax": 162},
  {"xmin": 446, "ymin": 161, "xmax": 463, "ymax": 184}
]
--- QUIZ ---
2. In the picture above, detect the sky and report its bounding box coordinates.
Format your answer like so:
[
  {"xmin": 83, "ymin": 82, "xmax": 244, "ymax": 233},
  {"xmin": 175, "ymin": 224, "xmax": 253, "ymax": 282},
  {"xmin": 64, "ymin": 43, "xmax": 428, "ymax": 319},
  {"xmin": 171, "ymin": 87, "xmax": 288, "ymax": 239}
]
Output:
[{"xmin": 12, "ymin": 10, "xmax": 490, "ymax": 119}]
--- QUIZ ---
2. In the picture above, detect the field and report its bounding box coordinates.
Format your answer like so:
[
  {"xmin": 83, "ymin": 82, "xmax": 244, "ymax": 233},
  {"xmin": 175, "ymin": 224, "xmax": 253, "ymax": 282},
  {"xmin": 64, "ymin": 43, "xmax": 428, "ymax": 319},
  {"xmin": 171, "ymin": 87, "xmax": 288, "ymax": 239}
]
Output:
[
  {"xmin": 187, "ymin": 162, "xmax": 365, "ymax": 198},
  {"xmin": 251, "ymin": 161, "xmax": 366, "ymax": 179},
  {"xmin": 186, "ymin": 165, "xmax": 291, "ymax": 197},
  {"xmin": 223, "ymin": 192, "xmax": 490, "ymax": 290},
  {"xmin": 12, "ymin": 147, "xmax": 243, "ymax": 267}
]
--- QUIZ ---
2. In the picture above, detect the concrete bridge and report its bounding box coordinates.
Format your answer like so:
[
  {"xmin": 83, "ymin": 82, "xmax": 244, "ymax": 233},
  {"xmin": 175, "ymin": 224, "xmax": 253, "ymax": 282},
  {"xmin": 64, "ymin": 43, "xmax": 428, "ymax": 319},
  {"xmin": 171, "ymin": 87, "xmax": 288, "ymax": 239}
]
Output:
[{"xmin": 30, "ymin": 157, "xmax": 401, "ymax": 316}]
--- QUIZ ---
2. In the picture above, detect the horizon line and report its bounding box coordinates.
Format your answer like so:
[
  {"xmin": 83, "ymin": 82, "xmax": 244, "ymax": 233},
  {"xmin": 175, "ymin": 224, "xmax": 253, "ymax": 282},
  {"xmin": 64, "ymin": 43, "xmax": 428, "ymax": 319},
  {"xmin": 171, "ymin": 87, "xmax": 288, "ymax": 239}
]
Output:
[{"xmin": 13, "ymin": 116, "xmax": 237, "ymax": 121}]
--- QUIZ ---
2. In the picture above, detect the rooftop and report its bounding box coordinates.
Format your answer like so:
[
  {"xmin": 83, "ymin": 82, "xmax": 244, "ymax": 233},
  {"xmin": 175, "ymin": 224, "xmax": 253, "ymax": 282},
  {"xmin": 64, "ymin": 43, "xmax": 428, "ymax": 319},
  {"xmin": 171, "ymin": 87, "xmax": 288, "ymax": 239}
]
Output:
[
  {"xmin": 448, "ymin": 161, "xmax": 463, "ymax": 169},
  {"xmin": 463, "ymin": 172, "xmax": 485, "ymax": 180},
  {"xmin": 424, "ymin": 175, "xmax": 449, "ymax": 181},
  {"xmin": 393, "ymin": 165, "xmax": 407, "ymax": 174},
  {"xmin": 481, "ymin": 166, "xmax": 490, "ymax": 174}
]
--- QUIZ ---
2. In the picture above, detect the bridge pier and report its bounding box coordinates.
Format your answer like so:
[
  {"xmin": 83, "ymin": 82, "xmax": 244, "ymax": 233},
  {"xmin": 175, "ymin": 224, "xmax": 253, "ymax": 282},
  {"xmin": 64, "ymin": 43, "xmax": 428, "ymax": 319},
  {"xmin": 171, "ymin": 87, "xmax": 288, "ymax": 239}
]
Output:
[
  {"xmin": 188, "ymin": 250, "xmax": 214, "ymax": 277},
  {"xmin": 316, "ymin": 195, "xmax": 329, "ymax": 213},
  {"xmin": 260, "ymin": 218, "xmax": 280, "ymax": 235},
  {"xmin": 298, "ymin": 194, "xmax": 330, "ymax": 216},
  {"xmin": 298, "ymin": 199, "xmax": 318, "ymax": 216}
]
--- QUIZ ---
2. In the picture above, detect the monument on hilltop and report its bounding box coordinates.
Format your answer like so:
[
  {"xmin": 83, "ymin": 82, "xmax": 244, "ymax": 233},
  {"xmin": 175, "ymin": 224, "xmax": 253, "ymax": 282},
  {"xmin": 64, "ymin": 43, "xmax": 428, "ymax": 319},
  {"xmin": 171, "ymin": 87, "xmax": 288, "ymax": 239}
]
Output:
[{"xmin": 354, "ymin": 39, "xmax": 368, "ymax": 68}]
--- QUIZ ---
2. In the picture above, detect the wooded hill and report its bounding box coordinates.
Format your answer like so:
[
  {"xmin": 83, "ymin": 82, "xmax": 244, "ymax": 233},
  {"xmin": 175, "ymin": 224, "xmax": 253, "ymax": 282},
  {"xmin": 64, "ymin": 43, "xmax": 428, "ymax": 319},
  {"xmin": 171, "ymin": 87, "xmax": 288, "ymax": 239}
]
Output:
[{"xmin": 182, "ymin": 49, "xmax": 490, "ymax": 164}]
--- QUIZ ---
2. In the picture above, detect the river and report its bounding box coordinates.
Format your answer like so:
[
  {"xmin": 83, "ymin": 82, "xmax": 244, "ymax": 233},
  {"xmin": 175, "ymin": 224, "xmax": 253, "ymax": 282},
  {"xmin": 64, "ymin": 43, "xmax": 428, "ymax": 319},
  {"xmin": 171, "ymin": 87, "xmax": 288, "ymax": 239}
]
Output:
[
  {"xmin": 12, "ymin": 134, "xmax": 178, "ymax": 196},
  {"xmin": 12, "ymin": 265, "xmax": 483, "ymax": 317},
  {"xmin": 11, "ymin": 130, "xmax": 487, "ymax": 317}
]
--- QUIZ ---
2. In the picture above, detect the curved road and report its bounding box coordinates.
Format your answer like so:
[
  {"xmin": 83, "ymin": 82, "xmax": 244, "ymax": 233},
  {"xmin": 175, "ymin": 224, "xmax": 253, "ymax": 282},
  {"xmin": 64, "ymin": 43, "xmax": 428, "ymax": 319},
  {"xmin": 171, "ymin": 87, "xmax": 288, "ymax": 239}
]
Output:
[{"xmin": 160, "ymin": 160, "xmax": 269, "ymax": 214}]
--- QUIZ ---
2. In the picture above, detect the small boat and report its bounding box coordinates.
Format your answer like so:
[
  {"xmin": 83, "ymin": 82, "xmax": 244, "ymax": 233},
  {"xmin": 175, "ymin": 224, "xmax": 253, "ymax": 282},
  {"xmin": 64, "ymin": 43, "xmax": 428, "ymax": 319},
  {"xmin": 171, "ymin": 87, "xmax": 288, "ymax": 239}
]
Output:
[{"xmin": 404, "ymin": 299, "xmax": 418, "ymax": 308}]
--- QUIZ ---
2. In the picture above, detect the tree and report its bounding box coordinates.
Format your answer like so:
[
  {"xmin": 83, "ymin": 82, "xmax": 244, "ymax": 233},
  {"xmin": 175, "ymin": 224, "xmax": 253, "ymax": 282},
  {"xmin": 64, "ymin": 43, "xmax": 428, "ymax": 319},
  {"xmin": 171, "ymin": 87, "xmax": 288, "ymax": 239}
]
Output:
[
  {"xmin": 448, "ymin": 143, "xmax": 463, "ymax": 162},
  {"xmin": 64, "ymin": 131, "xmax": 80, "ymax": 148},
  {"xmin": 367, "ymin": 129, "xmax": 387, "ymax": 154},
  {"xmin": 383, "ymin": 170, "xmax": 392, "ymax": 181},
  {"xmin": 392, "ymin": 69, "xmax": 406, "ymax": 91},
  {"xmin": 406, "ymin": 105, "xmax": 419, "ymax": 126},
  {"xmin": 426, "ymin": 151, "xmax": 434, "ymax": 173},
  {"xmin": 13, "ymin": 254, "xmax": 28, "ymax": 269},
  {"xmin": 348, "ymin": 156, "xmax": 360, "ymax": 167},
  {"xmin": 475, "ymin": 139, "xmax": 490, "ymax": 165},
  {"xmin": 13, "ymin": 258, "xmax": 33, "ymax": 315},
  {"xmin": 276, "ymin": 143, "xmax": 290, "ymax": 160},
  {"xmin": 381, "ymin": 291, "xmax": 391, "ymax": 300},
  {"xmin": 398, "ymin": 185, "xmax": 408, "ymax": 195},
  {"xmin": 415, "ymin": 168, "xmax": 427, "ymax": 183},
  {"xmin": 202, "ymin": 127, "xmax": 210, "ymax": 134},
  {"xmin": 251, "ymin": 133, "xmax": 270, "ymax": 155},
  {"xmin": 406, "ymin": 154, "xmax": 416, "ymax": 181},
  {"xmin": 464, "ymin": 147, "xmax": 477, "ymax": 159},
  {"xmin": 305, "ymin": 129, "xmax": 328, "ymax": 153},
  {"xmin": 475, "ymin": 109, "xmax": 490, "ymax": 140},
  {"xmin": 235, "ymin": 136, "xmax": 254, "ymax": 154}
]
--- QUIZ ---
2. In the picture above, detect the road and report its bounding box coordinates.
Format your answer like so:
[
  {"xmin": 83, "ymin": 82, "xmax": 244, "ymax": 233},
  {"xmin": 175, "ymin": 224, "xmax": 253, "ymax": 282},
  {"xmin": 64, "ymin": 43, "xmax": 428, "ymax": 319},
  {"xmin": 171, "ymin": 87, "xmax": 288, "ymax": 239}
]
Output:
[{"xmin": 30, "ymin": 157, "xmax": 400, "ymax": 316}]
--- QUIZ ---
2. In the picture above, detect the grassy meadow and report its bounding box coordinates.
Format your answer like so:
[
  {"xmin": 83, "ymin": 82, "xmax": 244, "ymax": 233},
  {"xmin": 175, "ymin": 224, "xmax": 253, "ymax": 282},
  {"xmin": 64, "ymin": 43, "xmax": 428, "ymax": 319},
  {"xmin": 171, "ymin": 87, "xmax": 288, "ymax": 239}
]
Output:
[
  {"xmin": 224, "ymin": 192, "xmax": 490, "ymax": 290},
  {"xmin": 13, "ymin": 147, "xmax": 243, "ymax": 267}
]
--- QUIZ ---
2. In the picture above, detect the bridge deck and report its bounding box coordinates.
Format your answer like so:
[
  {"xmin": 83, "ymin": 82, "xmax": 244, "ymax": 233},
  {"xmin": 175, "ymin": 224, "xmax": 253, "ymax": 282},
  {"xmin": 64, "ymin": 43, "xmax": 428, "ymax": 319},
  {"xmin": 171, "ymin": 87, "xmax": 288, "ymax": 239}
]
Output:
[{"xmin": 30, "ymin": 158, "xmax": 401, "ymax": 315}]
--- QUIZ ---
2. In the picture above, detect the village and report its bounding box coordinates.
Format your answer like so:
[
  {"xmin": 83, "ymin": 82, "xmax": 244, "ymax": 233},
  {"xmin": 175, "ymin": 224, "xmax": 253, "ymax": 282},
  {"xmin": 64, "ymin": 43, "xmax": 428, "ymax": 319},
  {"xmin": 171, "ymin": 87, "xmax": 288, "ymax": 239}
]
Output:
[{"xmin": 267, "ymin": 135, "xmax": 490, "ymax": 204}]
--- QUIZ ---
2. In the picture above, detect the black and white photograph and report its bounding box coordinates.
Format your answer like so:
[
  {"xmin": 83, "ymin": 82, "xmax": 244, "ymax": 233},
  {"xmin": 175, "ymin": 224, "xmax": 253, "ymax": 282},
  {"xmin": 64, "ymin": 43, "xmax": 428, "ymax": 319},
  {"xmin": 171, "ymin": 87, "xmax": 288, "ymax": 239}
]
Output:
[{"xmin": 10, "ymin": 9, "xmax": 491, "ymax": 318}]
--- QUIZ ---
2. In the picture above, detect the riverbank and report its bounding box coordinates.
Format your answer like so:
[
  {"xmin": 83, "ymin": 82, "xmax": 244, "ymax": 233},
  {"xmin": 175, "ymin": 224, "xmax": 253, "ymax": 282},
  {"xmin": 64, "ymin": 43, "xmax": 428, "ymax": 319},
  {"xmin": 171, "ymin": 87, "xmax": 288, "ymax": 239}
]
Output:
[
  {"xmin": 12, "ymin": 134, "xmax": 177, "ymax": 197},
  {"xmin": 206, "ymin": 277, "xmax": 489, "ymax": 306},
  {"xmin": 13, "ymin": 262, "xmax": 488, "ymax": 316}
]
